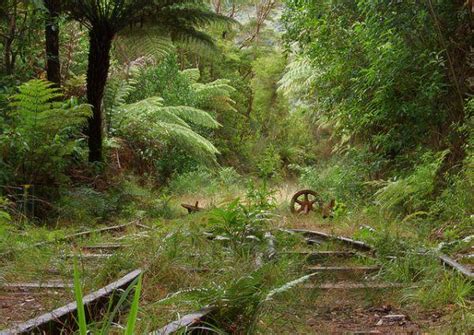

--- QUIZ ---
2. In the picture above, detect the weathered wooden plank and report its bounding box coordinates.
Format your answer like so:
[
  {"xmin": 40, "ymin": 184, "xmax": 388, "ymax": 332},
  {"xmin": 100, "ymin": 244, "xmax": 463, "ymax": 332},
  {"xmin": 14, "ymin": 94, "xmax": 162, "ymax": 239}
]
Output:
[
  {"xmin": 81, "ymin": 243, "xmax": 124, "ymax": 250},
  {"xmin": 0, "ymin": 222, "xmax": 138, "ymax": 260},
  {"xmin": 282, "ymin": 228, "xmax": 373, "ymax": 251},
  {"xmin": 150, "ymin": 307, "xmax": 214, "ymax": 335},
  {"xmin": 305, "ymin": 265, "xmax": 380, "ymax": 272},
  {"xmin": 439, "ymin": 254, "xmax": 474, "ymax": 278},
  {"xmin": 0, "ymin": 269, "xmax": 142, "ymax": 335},
  {"xmin": 62, "ymin": 253, "xmax": 114, "ymax": 260},
  {"xmin": 303, "ymin": 282, "xmax": 408, "ymax": 290},
  {"xmin": 58, "ymin": 222, "xmax": 136, "ymax": 242},
  {"xmin": 1, "ymin": 281, "xmax": 73, "ymax": 291}
]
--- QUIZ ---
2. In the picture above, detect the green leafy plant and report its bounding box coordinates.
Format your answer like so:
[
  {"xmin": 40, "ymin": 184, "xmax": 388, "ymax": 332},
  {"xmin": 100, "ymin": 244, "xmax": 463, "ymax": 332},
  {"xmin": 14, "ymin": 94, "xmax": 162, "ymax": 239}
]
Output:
[
  {"xmin": 73, "ymin": 257, "xmax": 143, "ymax": 334},
  {"xmin": 73, "ymin": 258, "xmax": 87, "ymax": 335},
  {"xmin": 207, "ymin": 198, "xmax": 271, "ymax": 250},
  {"xmin": 256, "ymin": 145, "xmax": 282, "ymax": 181},
  {"xmin": 115, "ymin": 96, "xmax": 220, "ymax": 163},
  {"xmin": 373, "ymin": 151, "xmax": 448, "ymax": 217},
  {"xmin": 0, "ymin": 80, "xmax": 91, "ymax": 212}
]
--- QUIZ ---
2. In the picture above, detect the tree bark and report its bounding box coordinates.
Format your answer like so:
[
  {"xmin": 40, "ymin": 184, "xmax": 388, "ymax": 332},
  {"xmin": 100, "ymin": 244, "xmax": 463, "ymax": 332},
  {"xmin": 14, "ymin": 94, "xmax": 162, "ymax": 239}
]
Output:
[
  {"xmin": 86, "ymin": 28, "xmax": 114, "ymax": 162},
  {"xmin": 44, "ymin": 0, "xmax": 61, "ymax": 86}
]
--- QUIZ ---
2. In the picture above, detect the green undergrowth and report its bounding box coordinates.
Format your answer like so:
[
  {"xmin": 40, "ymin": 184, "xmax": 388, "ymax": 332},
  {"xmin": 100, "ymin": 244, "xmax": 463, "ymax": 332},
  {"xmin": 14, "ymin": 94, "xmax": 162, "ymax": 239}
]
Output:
[{"xmin": 1, "ymin": 178, "xmax": 472, "ymax": 333}]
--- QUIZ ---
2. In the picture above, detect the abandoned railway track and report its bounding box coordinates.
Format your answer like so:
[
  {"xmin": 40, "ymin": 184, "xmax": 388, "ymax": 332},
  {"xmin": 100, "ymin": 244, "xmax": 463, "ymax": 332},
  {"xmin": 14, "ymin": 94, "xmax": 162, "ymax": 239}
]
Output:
[
  {"xmin": 0, "ymin": 221, "xmax": 149, "ymax": 334},
  {"xmin": 1, "ymin": 220, "xmax": 471, "ymax": 334}
]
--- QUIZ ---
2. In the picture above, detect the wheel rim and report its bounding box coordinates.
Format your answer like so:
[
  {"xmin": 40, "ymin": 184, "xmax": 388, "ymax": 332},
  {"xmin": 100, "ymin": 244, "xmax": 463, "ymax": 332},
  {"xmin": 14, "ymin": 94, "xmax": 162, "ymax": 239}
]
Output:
[{"xmin": 290, "ymin": 190, "xmax": 321, "ymax": 214}]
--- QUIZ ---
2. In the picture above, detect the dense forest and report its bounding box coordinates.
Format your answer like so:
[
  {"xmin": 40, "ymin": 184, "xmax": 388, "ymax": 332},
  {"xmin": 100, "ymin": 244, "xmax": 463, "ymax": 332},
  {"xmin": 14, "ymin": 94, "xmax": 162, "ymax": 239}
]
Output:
[{"xmin": 0, "ymin": 0, "xmax": 472, "ymax": 334}]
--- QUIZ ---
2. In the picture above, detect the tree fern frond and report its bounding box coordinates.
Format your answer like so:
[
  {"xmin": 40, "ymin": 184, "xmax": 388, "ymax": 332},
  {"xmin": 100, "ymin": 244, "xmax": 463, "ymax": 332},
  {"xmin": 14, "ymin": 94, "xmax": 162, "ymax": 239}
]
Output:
[
  {"xmin": 104, "ymin": 79, "xmax": 136, "ymax": 112},
  {"xmin": 159, "ymin": 106, "xmax": 220, "ymax": 128},
  {"xmin": 193, "ymin": 79, "xmax": 237, "ymax": 112},
  {"xmin": 181, "ymin": 68, "xmax": 200, "ymax": 83},
  {"xmin": 171, "ymin": 26, "xmax": 216, "ymax": 48},
  {"xmin": 278, "ymin": 57, "xmax": 319, "ymax": 98},
  {"xmin": 155, "ymin": 121, "xmax": 219, "ymax": 158},
  {"xmin": 119, "ymin": 98, "xmax": 189, "ymax": 129},
  {"xmin": 114, "ymin": 96, "xmax": 220, "ymax": 161},
  {"xmin": 115, "ymin": 26, "xmax": 175, "ymax": 62},
  {"xmin": 161, "ymin": 8, "xmax": 236, "ymax": 27}
]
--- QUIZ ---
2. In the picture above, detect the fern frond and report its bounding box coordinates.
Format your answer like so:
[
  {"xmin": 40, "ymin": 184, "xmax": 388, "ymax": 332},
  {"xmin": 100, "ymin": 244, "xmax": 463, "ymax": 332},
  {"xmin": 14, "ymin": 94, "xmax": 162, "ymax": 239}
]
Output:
[
  {"xmin": 159, "ymin": 106, "xmax": 220, "ymax": 128},
  {"xmin": 278, "ymin": 57, "xmax": 319, "ymax": 98},
  {"xmin": 9, "ymin": 79, "xmax": 91, "ymax": 135},
  {"xmin": 181, "ymin": 68, "xmax": 200, "ymax": 83},
  {"xmin": 115, "ymin": 26, "xmax": 175, "ymax": 62},
  {"xmin": 115, "ymin": 96, "xmax": 220, "ymax": 162},
  {"xmin": 156, "ymin": 121, "xmax": 219, "ymax": 157},
  {"xmin": 193, "ymin": 79, "xmax": 237, "ymax": 112}
]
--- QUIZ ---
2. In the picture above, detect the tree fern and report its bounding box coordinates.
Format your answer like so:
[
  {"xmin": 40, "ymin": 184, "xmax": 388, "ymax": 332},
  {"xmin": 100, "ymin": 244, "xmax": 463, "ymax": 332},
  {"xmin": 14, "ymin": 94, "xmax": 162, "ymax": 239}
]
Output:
[
  {"xmin": 0, "ymin": 79, "xmax": 91, "ymax": 187},
  {"xmin": 181, "ymin": 68, "xmax": 201, "ymax": 83},
  {"xmin": 104, "ymin": 63, "xmax": 238, "ymax": 165},
  {"xmin": 113, "ymin": 96, "xmax": 220, "ymax": 163}
]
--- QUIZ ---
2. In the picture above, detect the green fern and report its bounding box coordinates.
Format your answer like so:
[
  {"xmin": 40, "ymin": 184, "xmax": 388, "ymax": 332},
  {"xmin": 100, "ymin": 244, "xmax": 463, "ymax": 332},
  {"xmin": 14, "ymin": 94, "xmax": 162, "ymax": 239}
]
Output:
[
  {"xmin": 278, "ymin": 56, "xmax": 319, "ymax": 99},
  {"xmin": 9, "ymin": 80, "xmax": 90, "ymax": 133},
  {"xmin": 114, "ymin": 96, "xmax": 220, "ymax": 162},
  {"xmin": 373, "ymin": 151, "xmax": 448, "ymax": 217},
  {"xmin": 0, "ymin": 79, "xmax": 91, "ymax": 186},
  {"xmin": 114, "ymin": 27, "xmax": 175, "ymax": 63},
  {"xmin": 178, "ymin": 68, "xmax": 237, "ymax": 113},
  {"xmin": 181, "ymin": 68, "xmax": 201, "ymax": 83},
  {"xmin": 192, "ymin": 78, "xmax": 237, "ymax": 112},
  {"xmin": 103, "ymin": 66, "xmax": 237, "ymax": 164}
]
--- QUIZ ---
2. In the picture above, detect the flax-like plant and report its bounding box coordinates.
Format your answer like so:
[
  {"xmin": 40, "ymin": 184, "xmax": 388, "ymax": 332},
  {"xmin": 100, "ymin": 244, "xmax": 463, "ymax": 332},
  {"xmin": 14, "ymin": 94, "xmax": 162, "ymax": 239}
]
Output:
[
  {"xmin": 73, "ymin": 258, "xmax": 87, "ymax": 335},
  {"xmin": 73, "ymin": 259, "xmax": 143, "ymax": 334},
  {"xmin": 125, "ymin": 274, "xmax": 142, "ymax": 335}
]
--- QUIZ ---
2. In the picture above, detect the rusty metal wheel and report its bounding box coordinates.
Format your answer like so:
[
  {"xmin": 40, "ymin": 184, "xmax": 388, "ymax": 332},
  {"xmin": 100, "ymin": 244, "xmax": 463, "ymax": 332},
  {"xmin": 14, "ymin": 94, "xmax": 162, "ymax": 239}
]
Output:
[{"xmin": 290, "ymin": 189, "xmax": 322, "ymax": 214}]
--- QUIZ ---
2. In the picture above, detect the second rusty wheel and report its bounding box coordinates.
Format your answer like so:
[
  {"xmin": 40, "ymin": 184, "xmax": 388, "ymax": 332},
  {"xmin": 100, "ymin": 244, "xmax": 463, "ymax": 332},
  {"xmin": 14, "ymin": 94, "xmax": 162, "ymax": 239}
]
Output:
[{"xmin": 290, "ymin": 189, "xmax": 322, "ymax": 214}]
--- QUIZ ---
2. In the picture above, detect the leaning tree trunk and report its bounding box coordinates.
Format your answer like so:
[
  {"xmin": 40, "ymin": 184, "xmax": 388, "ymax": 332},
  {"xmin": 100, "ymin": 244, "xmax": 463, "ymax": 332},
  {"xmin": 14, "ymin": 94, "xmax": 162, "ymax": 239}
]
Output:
[
  {"xmin": 44, "ymin": 0, "xmax": 61, "ymax": 86},
  {"xmin": 86, "ymin": 28, "xmax": 114, "ymax": 162}
]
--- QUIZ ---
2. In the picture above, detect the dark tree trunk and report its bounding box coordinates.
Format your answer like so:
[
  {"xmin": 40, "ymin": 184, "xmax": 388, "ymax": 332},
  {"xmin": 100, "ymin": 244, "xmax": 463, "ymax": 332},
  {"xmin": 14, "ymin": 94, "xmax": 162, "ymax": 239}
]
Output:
[
  {"xmin": 44, "ymin": 0, "xmax": 61, "ymax": 86},
  {"xmin": 3, "ymin": 37, "xmax": 14, "ymax": 74},
  {"xmin": 86, "ymin": 28, "xmax": 114, "ymax": 162}
]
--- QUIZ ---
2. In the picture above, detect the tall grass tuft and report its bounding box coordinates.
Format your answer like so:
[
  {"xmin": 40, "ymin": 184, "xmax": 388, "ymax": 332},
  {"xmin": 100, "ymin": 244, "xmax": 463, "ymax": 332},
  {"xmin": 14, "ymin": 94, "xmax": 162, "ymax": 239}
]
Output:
[
  {"xmin": 73, "ymin": 257, "xmax": 87, "ymax": 335},
  {"xmin": 125, "ymin": 274, "xmax": 142, "ymax": 334},
  {"xmin": 73, "ymin": 258, "xmax": 142, "ymax": 334}
]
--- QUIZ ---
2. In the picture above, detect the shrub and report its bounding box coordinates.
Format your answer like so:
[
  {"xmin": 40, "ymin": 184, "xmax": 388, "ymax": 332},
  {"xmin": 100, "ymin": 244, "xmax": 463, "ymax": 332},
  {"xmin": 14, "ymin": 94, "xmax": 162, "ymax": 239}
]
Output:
[
  {"xmin": 0, "ymin": 80, "xmax": 90, "ymax": 202},
  {"xmin": 294, "ymin": 153, "xmax": 369, "ymax": 204},
  {"xmin": 167, "ymin": 167, "xmax": 241, "ymax": 196},
  {"xmin": 373, "ymin": 151, "xmax": 447, "ymax": 218},
  {"xmin": 256, "ymin": 145, "xmax": 282, "ymax": 181}
]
